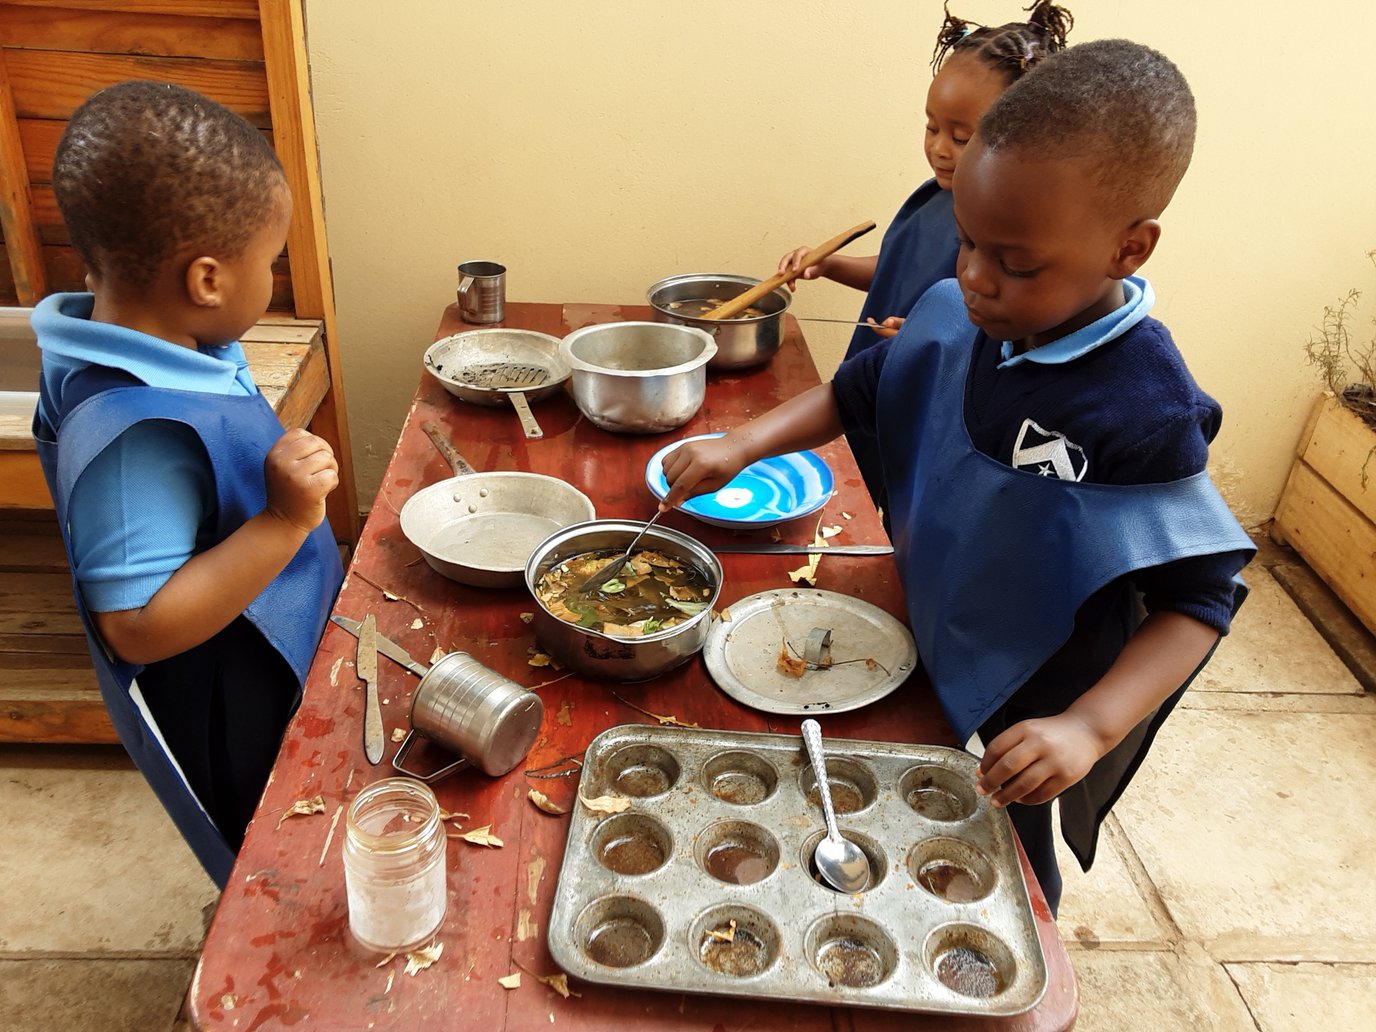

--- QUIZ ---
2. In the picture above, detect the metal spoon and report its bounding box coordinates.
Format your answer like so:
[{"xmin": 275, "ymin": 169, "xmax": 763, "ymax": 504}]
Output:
[
  {"xmin": 801, "ymin": 718, "xmax": 871, "ymax": 893},
  {"xmin": 577, "ymin": 506, "xmax": 668, "ymax": 594}
]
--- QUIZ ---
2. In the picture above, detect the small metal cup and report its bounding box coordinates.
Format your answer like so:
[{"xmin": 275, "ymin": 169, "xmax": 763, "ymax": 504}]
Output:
[
  {"xmin": 457, "ymin": 260, "xmax": 506, "ymax": 324},
  {"xmin": 393, "ymin": 652, "xmax": 543, "ymax": 782}
]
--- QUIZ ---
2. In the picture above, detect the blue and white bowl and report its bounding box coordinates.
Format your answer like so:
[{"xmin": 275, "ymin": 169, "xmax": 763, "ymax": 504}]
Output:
[{"xmin": 645, "ymin": 433, "xmax": 835, "ymax": 529}]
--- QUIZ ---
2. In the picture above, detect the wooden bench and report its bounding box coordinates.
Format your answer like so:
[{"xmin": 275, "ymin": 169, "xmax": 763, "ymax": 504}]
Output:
[{"xmin": 0, "ymin": 317, "xmax": 327, "ymax": 744}]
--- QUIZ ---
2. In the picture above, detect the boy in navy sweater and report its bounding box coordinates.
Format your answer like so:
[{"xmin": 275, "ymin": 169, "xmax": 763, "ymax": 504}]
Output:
[
  {"xmin": 663, "ymin": 40, "xmax": 1254, "ymax": 914},
  {"xmin": 33, "ymin": 81, "xmax": 343, "ymax": 886}
]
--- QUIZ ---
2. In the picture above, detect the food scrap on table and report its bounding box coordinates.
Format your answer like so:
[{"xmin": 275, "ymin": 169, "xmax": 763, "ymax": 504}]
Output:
[
  {"xmin": 450, "ymin": 824, "xmax": 503, "ymax": 847},
  {"xmin": 410, "ymin": 618, "xmax": 424, "ymax": 630},
  {"xmin": 404, "ymin": 941, "xmax": 443, "ymax": 975},
  {"xmin": 498, "ymin": 972, "xmax": 522, "ymax": 990},
  {"xmin": 390, "ymin": 727, "xmax": 407, "ymax": 743},
  {"xmin": 528, "ymin": 789, "xmax": 568, "ymax": 815},
  {"xmin": 578, "ymin": 793, "xmax": 631, "ymax": 814},
  {"xmin": 609, "ymin": 690, "xmax": 700, "ymax": 729},
  {"xmin": 275, "ymin": 794, "xmax": 326, "ymax": 829}
]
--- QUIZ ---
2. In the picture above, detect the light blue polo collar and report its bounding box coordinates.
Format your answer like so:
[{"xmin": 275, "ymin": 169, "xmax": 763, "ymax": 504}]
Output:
[
  {"xmin": 34, "ymin": 292, "xmax": 256, "ymax": 395},
  {"xmin": 998, "ymin": 276, "xmax": 1153, "ymax": 367}
]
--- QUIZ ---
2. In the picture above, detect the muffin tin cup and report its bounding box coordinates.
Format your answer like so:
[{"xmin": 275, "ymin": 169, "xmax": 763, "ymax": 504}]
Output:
[{"xmin": 548, "ymin": 725, "xmax": 1048, "ymax": 1017}]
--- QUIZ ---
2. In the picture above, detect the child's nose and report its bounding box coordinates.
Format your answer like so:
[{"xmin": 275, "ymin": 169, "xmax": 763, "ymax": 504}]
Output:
[{"xmin": 959, "ymin": 253, "xmax": 996, "ymax": 298}]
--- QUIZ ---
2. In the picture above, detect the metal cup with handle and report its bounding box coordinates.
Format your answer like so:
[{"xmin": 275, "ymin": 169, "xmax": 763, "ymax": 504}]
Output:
[
  {"xmin": 456, "ymin": 260, "xmax": 507, "ymax": 324},
  {"xmin": 393, "ymin": 652, "xmax": 543, "ymax": 782}
]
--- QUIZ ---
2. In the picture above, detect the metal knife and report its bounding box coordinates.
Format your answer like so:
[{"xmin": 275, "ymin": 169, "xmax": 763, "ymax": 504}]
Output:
[
  {"xmin": 357, "ymin": 613, "xmax": 384, "ymax": 765},
  {"xmin": 332, "ymin": 614, "xmax": 430, "ymax": 677},
  {"xmin": 711, "ymin": 543, "xmax": 894, "ymax": 555}
]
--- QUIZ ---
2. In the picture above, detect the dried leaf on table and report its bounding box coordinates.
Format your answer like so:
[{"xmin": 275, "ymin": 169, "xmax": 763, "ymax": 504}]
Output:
[
  {"xmin": 528, "ymin": 652, "xmax": 553, "ymax": 668},
  {"xmin": 438, "ymin": 809, "xmax": 469, "ymax": 822},
  {"xmin": 430, "ymin": 646, "xmax": 447, "ymax": 665},
  {"xmin": 275, "ymin": 794, "xmax": 326, "ymax": 829},
  {"xmin": 410, "ymin": 618, "xmax": 424, "ymax": 630},
  {"xmin": 537, "ymin": 972, "xmax": 580, "ymax": 999},
  {"xmin": 707, "ymin": 919, "xmax": 738, "ymax": 942},
  {"xmin": 520, "ymin": 612, "xmax": 535, "ymax": 624},
  {"xmin": 329, "ymin": 657, "xmax": 343, "ymax": 686},
  {"xmin": 578, "ymin": 793, "xmax": 631, "ymax": 814},
  {"xmin": 529, "ymin": 789, "xmax": 568, "ymax": 815},
  {"xmin": 375, "ymin": 952, "xmax": 397, "ymax": 968},
  {"xmin": 498, "ymin": 972, "xmax": 522, "ymax": 990},
  {"xmin": 820, "ymin": 524, "xmax": 843, "ymax": 538},
  {"xmin": 842, "ymin": 511, "xmax": 853, "ymax": 520},
  {"xmin": 720, "ymin": 608, "xmax": 732, "ymax": 622},
  {"xmin": 609, "ymin": 690, "xmax": 701, "ymax": 729},
  {"xmin": 391, "ymin": 727, "xmax": 407, "ymax": 743},
  {"xmin": 776, "ymin": 643, "xmax": 808, "ymax": 678},
  {"xmin": 404, "ymin": 941, "xmax": 443, "ymax": 975},
  {"xmin": 220, "ymin": 994, "xmax": 237, "ymax": 1010},
  {"xmin": 451, "ymin": 824, "xmax": 503, "ymax": 847}
]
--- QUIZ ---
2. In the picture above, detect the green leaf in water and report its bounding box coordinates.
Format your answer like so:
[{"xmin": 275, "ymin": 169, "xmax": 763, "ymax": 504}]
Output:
[
  {"xmin": 664, "ymin": 598, "xmax": 708, "ymax": 615},
  {"xmin": 640, "ymin": 618, "xmax": 664, "ymax": 634},
  {"xmin": 574, "ymin": 607, "xmax": 601, "ymax": 628},
  {"xmin": 601, "ymin": 578, "xmax": 626, "ymax": 594}
]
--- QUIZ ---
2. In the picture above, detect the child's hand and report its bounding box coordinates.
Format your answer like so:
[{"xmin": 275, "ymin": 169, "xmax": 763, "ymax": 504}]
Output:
[
  {"xmin": 263, "ymin": 428, "xmax": 339, "ymax": 534},
  {"xmin": 975, "ymin": 713, "xmax": 1104, "ymax": 808},
  {"xmin": 777, "ymin": 245, "xmax": 830, "ymax": 291},
  {"xmin": 660, "ymin": 436, "xmax": 751, "ymax": 508},
  {"xmin": 868, "ymin": 316, "xmax": 903, "ymax": 339}
]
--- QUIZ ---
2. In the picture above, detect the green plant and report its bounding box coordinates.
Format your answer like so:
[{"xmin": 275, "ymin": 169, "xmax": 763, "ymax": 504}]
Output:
[{"xmin": 1305, "ymin": 250, "xmax": 1376, "ymax": 430}]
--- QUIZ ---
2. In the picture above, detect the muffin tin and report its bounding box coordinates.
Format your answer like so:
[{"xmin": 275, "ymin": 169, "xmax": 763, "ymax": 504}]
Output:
[{"xmin": 547, "ymin": 724, "xmax": 1048, "ymax": 1017}]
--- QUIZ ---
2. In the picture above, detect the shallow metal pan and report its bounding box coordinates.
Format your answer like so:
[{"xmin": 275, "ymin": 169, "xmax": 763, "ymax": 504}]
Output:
[
  {"xmin": 398, "ymin": 422, "xmax": 594, "ymax": 587},
  {"xmin": 423, "ymin": 328, "xmax": 572, "ymax": 439}
]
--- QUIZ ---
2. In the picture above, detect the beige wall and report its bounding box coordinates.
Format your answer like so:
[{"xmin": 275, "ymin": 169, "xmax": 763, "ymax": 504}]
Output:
[{"xmin": 306, "ymin": 1, "xmax": 1376, "ymax": 527}]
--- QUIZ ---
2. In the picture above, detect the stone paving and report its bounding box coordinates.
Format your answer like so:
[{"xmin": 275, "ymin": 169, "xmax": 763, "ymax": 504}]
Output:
[{"xmin": 1, "ymin": 566, "xmax": 1373, "ymax": 1030}]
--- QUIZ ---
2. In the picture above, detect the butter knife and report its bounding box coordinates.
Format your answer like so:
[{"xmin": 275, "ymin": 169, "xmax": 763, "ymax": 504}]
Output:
[
  {"xmin": 332, "ymin": 614, "xmax": 429, "ymax": 677},
  {"xmin": 711, "ymin": 543, "xmax": 893, "ymax": 555},
  {"xmin": 357, "ymin": 613, "xmax": 384, "ymax": 765}
]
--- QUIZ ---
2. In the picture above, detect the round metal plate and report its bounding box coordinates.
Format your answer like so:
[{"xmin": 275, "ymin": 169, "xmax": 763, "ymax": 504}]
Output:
[{"xmin": 703, "ymin": 589, "xmax": 917, "ymax": 715}]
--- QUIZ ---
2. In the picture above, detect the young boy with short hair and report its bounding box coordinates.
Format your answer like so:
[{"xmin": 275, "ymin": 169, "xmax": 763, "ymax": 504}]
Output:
[
  {"xmin": 32, "ymin": 80, "xmax": 344, "ymax": 887},
  {"xmin": 662, "ymin": 39, "xmax": 1255, "ymax": 914}
]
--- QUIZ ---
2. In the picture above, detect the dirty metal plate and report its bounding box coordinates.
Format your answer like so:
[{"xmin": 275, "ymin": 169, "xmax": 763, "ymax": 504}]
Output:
[
  {"xmin": 547, "ymin": 724, "xmax": 1048, "ymax": 1017},
  {"xmin": 702, "ymin": 589, "xmax": 917, "ymax": 715}
]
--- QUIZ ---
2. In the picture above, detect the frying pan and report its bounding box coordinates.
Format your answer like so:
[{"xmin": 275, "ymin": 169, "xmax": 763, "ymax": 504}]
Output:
[
  {"xmin": 399, "ymin": 422, "xmax": 595, "ymax": 588},
  {"xmin": 423, "ymin": 329, "xmax": 572, "ymax": 439}
]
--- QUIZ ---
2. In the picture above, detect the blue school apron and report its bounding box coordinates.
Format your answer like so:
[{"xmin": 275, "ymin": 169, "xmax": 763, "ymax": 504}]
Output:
[
  {"xmin": 875, "ymin": 280, "xmax": 1254, "ymax": 864},
  {"xmin": 34, "ymin": 371, "xmax": 342, "ymax": 887}
]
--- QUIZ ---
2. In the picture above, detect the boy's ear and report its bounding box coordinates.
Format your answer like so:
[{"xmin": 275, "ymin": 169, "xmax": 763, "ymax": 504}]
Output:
[
  {"xmin": 184, "ymin": 256, "xmax": 224, "ymax": 307},
  {"xmin": 1110, "ymin": 219, "xmax": 1161, "ymax": 277}
]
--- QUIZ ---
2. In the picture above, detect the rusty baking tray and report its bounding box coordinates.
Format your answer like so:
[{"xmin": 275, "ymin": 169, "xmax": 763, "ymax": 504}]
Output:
[{"xmin": 547, "ymin": 724, "xmax": 1048, "ymax": 1017}]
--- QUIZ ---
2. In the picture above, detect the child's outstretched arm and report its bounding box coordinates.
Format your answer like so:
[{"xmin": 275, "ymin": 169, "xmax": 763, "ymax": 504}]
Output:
[
  {"xmin": 777, "ymin": 247, "xmax": 879, "ymax": 293},
  {"xmin": 94, "ymin": 428, "xmax": 339, "ymax": 665},
  {"xmin": 974, "ymin": 611, "xmax": 1220, "ymax": 807},
  {"xmin": 661, "ymin": 383, "xmax": 844, "ymax": 507}
]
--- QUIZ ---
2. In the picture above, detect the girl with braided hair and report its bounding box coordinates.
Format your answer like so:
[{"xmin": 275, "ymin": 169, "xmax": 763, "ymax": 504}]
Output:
[{"xmin": 780, "ymin": 1, "xmax": 1074, "ymax": 357}]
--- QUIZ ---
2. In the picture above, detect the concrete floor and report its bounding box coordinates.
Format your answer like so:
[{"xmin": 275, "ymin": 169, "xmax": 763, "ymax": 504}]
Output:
[{"xmin": 1, "ymin": 565, "xmax": 1373, "ymax": 1030}]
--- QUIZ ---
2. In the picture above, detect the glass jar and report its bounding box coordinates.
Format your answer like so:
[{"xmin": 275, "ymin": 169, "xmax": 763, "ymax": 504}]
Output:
[{"xmin": 343, "ymin": 777, "xmax": 448, "ymax": 952}]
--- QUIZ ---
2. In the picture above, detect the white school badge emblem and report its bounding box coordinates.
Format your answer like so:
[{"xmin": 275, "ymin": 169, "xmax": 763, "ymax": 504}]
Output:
[{"xmin": 1011, "ymin": 419, "xmax": 1088, "ymax": 481}]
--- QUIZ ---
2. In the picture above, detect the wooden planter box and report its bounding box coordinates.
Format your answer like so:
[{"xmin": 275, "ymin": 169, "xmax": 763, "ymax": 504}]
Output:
[{"xmin": 1273, "ymin": 395, "xmax": 1376, "ymax": 635}]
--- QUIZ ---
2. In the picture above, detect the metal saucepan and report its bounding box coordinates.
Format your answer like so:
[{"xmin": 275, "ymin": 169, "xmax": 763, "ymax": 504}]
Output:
[
  {"xmin": 423, "ymin": 328, "xmax": 572, "ymax": 439},
  {"xmin": 647, "ymin": 273, "xmax": 790, "ymax": 370},
  {"xmin": 399, "ymin": 422, "xmax": 595, "ymax": 587}
]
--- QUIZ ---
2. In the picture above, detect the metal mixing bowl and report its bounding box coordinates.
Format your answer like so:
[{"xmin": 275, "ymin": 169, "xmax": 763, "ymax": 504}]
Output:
[
  {"xmin": 525, "ymin": 519, "xmax": 723, "ymax": 682},
  {"xmin": 559, "ymin": 322, "xmax": 716, "ymax": 434},
  {"xmin": 647, "ymin": 273, "xmax": 790, "ymax": 370}
]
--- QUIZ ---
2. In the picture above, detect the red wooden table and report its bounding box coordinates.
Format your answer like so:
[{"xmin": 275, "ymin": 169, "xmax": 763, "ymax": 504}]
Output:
[{"xmin": 190, "ymin": 302, "xmax": 1077, "ymax": 1030}]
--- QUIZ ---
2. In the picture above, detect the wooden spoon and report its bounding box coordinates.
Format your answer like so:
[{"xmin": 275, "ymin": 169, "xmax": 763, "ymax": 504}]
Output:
[{"xmin": 701, "ymin": 220, "xmax": 877, "ymax": 321}]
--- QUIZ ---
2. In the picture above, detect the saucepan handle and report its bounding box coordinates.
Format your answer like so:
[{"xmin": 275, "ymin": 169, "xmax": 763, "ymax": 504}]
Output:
[
  {"xmin": 392, "ymin": 729, "xmax": 472, "ymax": 783},
  {"xmin": 421, "ymin": 420, "xmax": 478, "ymax": 477},
  {"xmin": 508, "ymin": 392, "xmax": 544, "ymax": 439}
]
